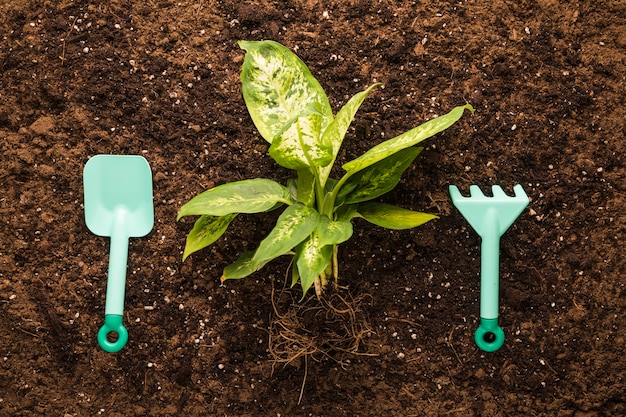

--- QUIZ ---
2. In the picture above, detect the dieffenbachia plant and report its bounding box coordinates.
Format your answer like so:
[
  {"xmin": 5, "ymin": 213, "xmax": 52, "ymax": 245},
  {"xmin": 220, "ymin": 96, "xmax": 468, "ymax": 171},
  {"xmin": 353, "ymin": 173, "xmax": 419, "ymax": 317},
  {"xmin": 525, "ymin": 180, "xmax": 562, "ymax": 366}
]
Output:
[{"xmin": 178, "ymin": 40, "xmax": 473, "ymax": 297}]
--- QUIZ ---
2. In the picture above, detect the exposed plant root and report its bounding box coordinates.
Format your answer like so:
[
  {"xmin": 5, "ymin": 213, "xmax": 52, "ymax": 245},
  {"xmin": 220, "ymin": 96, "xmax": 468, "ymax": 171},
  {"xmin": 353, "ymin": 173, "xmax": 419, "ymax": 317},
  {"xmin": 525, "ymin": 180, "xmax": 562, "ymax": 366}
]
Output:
[
  {"xmin": 268, "ymin": 276, "xmax": 377, "ymax": 371},
  {"xmin": 268, "ymin": 276, "xmax": 377, "ymax": 403}
]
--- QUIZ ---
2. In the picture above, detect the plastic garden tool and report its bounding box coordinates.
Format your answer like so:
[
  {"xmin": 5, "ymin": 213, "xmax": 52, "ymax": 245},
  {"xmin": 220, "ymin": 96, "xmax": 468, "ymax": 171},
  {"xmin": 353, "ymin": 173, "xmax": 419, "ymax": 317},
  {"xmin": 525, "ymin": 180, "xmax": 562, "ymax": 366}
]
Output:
[
  {"xmin": 449, "ymin": 184, "xmax": 528, "ymax": 352},
  {"xmin": 83, "ymin": 155, "xmax": 154, "ymax": 352}
]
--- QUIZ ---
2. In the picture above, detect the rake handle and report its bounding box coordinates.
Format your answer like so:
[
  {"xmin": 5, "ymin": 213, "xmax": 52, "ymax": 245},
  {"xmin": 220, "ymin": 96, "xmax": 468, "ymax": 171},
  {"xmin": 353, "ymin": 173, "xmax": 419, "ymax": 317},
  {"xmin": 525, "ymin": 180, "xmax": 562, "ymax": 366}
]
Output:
[
  {"xmin": 474, "ymin": 209, "xmax": 504, "ymax": 352},
  {"xmin": 476, "ymin": 224, "xmax": 505, "ymax": 352},
  {"xmin": 480, "ymin": 227, "xmax": 500, "ymax": 320}
]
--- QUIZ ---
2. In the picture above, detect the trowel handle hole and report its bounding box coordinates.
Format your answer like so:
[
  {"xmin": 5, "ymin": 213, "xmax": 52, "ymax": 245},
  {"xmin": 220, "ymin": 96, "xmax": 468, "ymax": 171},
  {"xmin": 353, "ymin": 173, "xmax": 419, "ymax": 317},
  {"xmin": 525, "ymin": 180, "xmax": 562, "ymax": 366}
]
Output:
[
  {"xmin": 98, "ymin": 319, "xmax": 128, "ymax": 352},
  {"xmin": 474, "ymin": 323, "xmax": 504, "ymax": 352}
]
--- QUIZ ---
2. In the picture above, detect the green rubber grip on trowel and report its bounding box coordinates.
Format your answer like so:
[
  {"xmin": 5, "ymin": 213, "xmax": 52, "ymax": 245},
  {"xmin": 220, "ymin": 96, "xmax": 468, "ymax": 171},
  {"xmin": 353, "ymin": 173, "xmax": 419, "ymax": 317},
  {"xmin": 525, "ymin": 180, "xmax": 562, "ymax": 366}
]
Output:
[{"xmin": 98, "ymin": 314, "xmax": 128, "ymax": 353}]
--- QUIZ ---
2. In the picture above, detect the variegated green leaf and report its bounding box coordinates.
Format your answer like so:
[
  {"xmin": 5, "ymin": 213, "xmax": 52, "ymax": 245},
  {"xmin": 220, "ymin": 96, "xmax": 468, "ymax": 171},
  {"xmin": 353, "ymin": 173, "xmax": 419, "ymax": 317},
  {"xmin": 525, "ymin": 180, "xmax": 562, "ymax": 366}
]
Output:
[
  {"xmin": 182, "ymin": 214, "xmax": 237, "ymax": 261},
  {"xmin": 342, "ymin": 104, "xmax": 474, "ymax": 174},
  {"xmin": 177, "ymin": 179, "xmax": 291, "ymax": 219},
  {"xmin": 286, "ymin": 177, "xmax": 298, "ymax": 200},
  {"xmin": 339, "ymin": 147, "xmax": 423, "ymax": 205},
  {"xmin": 251, "ymin": 203, "xmax": 320, "ymax": 267},
  {"xmin": 286, "ymin": 170, "xmax": 316, "ymax": 206},
  {"xmin": 356, "ymin": 202, "xmax": 438, "ymax": 230},
  {"xmin": 222, "ymin": 251, "xmax": 270, "ymax": 280},
  {"xmin": 295, "ymin": 233, "xmax": 333, "ymax": 296},
  {"xmin": 316, "ymin": 215, "xmax": 353, "ymax": 246},
  {"xmin": 238, "ymin": 40, "xmax": 333, "ymax": 144},
  {"xmin": 318, "ymin": 83, "xmax": 382, "ymax": 185},
  {"xmin": 268, "ymin": 107, "xmax": 333, "ymax": 169},
  {"xmin": 295, "ymin": 169, "xmax": 316, "ymax": 206}
]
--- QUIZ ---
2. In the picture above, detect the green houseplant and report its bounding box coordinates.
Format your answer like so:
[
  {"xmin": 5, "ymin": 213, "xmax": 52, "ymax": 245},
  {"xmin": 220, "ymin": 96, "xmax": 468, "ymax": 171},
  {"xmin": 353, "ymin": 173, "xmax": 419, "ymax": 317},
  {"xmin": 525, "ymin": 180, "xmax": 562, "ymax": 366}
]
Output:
[{"xmin": 178, "ymin": 40, "xmax": 473, "ymax": 297}]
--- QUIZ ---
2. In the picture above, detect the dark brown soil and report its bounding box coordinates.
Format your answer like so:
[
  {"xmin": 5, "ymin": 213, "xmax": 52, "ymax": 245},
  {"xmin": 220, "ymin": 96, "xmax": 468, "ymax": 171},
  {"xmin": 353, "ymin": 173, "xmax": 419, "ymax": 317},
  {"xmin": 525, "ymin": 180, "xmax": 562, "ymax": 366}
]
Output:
[{"xmin": 1, "ymin": 0, "xmax": 624, "ymax": 416}]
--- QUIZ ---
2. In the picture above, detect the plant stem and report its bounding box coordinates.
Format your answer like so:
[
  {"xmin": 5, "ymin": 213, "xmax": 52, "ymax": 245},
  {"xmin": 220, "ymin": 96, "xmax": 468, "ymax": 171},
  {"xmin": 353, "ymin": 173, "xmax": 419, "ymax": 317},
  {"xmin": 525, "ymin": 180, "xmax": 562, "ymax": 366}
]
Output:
[
  {"xmin": 314, "ymin": 174, "xmax": 325, "ymax": 213},
  {"xmin": 324, "ymin": 171, "xmax": 353, "ymax": 215},
  {"xmin": 332, "ymin": 245, "xmax": 339, "ymax": 280}
]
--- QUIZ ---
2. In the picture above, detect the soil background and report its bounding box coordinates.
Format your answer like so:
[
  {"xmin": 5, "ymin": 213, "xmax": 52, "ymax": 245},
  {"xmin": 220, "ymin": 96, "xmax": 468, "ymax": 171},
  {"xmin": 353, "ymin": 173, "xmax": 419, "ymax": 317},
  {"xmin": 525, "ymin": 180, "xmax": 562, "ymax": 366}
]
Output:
[{"xmin": 1, "ymin": 0, "xmax": 624, "ymax": 416}]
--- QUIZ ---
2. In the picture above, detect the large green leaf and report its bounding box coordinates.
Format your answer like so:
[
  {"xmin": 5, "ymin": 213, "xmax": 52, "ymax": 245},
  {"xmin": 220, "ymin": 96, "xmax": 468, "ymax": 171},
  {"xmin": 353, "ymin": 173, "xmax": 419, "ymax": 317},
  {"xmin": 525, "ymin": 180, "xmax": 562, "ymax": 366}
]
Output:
[
  {"xmin": 177, "ymin": 179, "xmax": 291, "ymax": 219},
  {"xmin": 318, "ymin": 83, "xmax": 382, "ymax": 185},
  {"xmin": 251, "ymin": 203, "xmax": 320, "ymax": 267},
  {"xmin": 268, "ymin": 107, "xmax": 333, "ymax": 169},
  {"xmin": 339, "ymin": 147, "xmax": 423, "ymax": 205},
  {"xmin": 342, "ymin": 104, "xmax": 474, "ymax": 174},
  {"xmin": 182, "ymin": 214, "xmax": 237, "ymax": 261},
  {"xmin": 295, "ymin": 233, "xmax": 333, "ymax": 296},
  {"xmin": 316, "ymin": 215, "xmax": 353, "ymax": 246},
  {"xmin": 238, "ymin": 40, "xmax": 333, "ymax": 146},
  {"xmin": 356, "ymin": 202, "xmax": 438, "ymax": 230}
]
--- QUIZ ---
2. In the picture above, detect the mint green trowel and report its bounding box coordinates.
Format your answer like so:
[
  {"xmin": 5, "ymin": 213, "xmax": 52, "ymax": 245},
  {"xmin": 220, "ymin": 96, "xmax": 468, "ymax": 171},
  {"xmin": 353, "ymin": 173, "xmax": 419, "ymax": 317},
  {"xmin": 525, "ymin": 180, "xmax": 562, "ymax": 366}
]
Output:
[
  {"xmin": 449, "ymin": 184, "xmax": 528, "ymax": 352},
  {"xmin": 84, "ymin": 155, "xmax": 154, "ymax": 352}
]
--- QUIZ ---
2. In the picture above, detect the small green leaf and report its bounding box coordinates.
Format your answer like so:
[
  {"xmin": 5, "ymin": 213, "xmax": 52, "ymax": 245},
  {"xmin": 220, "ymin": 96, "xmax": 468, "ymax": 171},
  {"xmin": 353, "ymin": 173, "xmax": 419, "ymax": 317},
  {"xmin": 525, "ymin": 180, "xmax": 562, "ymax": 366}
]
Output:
[
  {"xmin": 182, "ymin": 214, "xmax": 237, "ymax": 261},
  {"xmin": 357, "ymin": 202, "xmax": 438, "ymax": 230},
  {"xmin": 286, "ymin": 177, "xmax": 298, "ymax": 200},
  {"xmin": 295, "ymin": 234, "xmax": 333, "ymax": 296},
  {"xmin": 316, "ymin": 215, "xmax": 353, "ymax": 246},
  {"xmin": 251, "ymin": 203, "xmax": 320, "ymax": 267},
  {"xmin": 295, "ymin": 168, "xmax": 316, "ymax": 207},
  {"xmin": 291, "ymin": 259, "xmax": 300, "ymax": 287},
  {"xmin": 343, "ymin": 104, "xmax": 474, "ymax": 174},
  {"xmin": 222, "ymin": 251, "xmax": 270, "ymax": 280},
  {"xmin": 177, "ymin": 179, "xmax": 291, "ymax": 219},
  {"xmin": 238, "ymin": 40, "xmax": 333, "ymax": 144},
  {"xmin": 335, "ymin": 204, "xmax": 358, "ymax": 222},
  {"xmin": 339, "ymin": 147, "xmax": 423, "ymax": 205},
  {"xmin": 318, "ymin": 83, "xmax": 382, "ymax": 185},
  {"xmin": 332, "ymin": 183, "xmax": 358, "ymax": 208}
]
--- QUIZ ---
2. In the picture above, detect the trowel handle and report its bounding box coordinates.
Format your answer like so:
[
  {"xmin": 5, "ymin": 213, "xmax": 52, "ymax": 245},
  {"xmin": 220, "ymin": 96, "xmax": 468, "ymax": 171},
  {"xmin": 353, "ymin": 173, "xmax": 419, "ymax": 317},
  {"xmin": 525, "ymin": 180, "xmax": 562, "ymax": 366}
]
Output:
[
  {"xmin": 476, "ymin": 229, "xmax": 505, "ymax": 352},
  {"xmin": 98, "ymin": 229, "xmax": 129, "ymax": 352}
]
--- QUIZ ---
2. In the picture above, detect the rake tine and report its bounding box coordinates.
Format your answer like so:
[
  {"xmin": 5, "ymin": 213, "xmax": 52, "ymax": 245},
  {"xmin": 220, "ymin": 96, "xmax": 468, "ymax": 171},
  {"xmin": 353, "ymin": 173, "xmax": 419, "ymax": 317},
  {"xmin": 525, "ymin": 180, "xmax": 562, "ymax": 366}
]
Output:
[
  {"xmin": 512, "ymin": 184, "xmax": 528, "ymax": 199},
  {"xmin": 469, "ymin": 184, "xmax": 484, "ymax": 197},
  {"xmin": 491, "ymin": 185, "xmax": 507, "ymax": 198},
  {"xmin": 448, "ymin": 184, "xmax": 464, "ymax": 201}
]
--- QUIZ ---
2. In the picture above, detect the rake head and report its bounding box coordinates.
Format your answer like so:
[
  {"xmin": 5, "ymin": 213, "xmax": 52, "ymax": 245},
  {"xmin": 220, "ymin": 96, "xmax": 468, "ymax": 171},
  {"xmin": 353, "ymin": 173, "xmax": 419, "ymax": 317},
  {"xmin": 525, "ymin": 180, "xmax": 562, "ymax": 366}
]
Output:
[{"xmin": 449, "ymin": 184, "xmax": 529, "ymax": 237}]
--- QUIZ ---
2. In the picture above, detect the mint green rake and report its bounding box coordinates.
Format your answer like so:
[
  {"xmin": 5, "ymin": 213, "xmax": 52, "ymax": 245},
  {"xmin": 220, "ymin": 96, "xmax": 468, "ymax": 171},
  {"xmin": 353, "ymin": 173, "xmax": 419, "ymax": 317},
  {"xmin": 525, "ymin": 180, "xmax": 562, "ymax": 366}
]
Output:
[
  {"xmin": 449, "ymin": 184, "xmax": 528, "ymax": 352},
  {"xmin": 84, "ymin": 155, "xmax": 154, "ymax": 352}
]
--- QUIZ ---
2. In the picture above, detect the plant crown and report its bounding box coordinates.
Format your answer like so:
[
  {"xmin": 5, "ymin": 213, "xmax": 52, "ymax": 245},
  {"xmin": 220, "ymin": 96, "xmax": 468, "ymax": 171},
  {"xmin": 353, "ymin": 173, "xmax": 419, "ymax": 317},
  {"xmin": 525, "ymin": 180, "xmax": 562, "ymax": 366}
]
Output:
[{"xmin": 178, "ymin": 40, "xmax": 473, "ymax": 297}]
